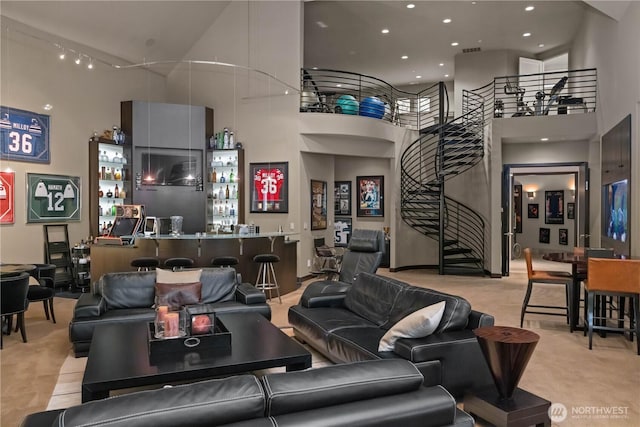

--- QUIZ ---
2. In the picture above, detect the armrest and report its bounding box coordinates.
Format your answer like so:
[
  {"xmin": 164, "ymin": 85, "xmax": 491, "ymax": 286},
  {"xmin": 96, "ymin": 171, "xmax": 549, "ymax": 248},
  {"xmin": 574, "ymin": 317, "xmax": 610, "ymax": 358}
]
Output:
[
  {"xmin": 73, "ymin": 293, "xmax": 105, "ymax": 319},
  {"xmin": 467, "ymin": 310, "xmax": 494, "ymax": 329},
  {"xmin": 235, "ymin": 282, "xmax": 267, "ymax": 305},
  {"xmin": 301, "ymin": 292, "xmax": 347, "ymax": 308}
]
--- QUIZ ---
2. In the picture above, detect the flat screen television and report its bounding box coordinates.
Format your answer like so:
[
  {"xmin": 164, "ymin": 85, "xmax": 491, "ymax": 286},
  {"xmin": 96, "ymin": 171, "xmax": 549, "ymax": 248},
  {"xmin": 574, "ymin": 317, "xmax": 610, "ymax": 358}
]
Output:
[
  {"xmin": 603, "ymin": 179, "xmax": 628, "ymax": 242},
  {"xmin": 140, "ymin": 148, "xmax": 202, "ymax": 186}
]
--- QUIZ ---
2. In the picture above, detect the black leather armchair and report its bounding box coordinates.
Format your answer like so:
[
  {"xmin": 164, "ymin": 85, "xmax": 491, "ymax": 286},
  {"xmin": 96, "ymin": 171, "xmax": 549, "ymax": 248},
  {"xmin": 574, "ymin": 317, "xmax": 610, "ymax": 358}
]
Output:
[
  {"xmin": 1, "ymin": 272, "xmax": 30, "ymax": 348},
  {"xmin": 306, "ymin": 229, "xmax": 385, "ymax": 296}
]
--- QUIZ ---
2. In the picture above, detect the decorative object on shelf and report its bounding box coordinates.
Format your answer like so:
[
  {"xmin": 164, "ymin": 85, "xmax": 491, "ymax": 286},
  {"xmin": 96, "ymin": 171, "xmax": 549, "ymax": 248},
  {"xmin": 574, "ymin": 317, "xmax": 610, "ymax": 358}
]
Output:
[
  {"xmin": 527, "ymin": 203, "xmax": 539, "ymax": 219},
  {"xmin": 26, "ymin": 173, "xmax": 81, "ymax": 223},
  {"xmin": 335, "ymin": 95, "xmax": 359, "ymax": 115},
  {"xmin": 359, "ymin": 96, "xmax": 385, "ymax": 119},
  {"xmin": 334, "ymin": 217, "xmax": 352, "ymax": 247},
  {"xmin": 545, "ymin": 190, "xmax": 564, "ymax": 224},
  {"xmin": 0, "ymin": 171, "xmax": 15, "ymax": 224},
  {"xmin": 334, "ymin": 181, "xmax": 351, "ymax": 216},
  {"xmin": 311, "ymin": 179, "xmax": 327, "ymax": 230},
  {"xmin": 250, "ymin": 161, "xmax": 288, "ymax": 213},
  {"xmin": 356, "ymin": 175, "xmax": 384, "ymax": 217},
  {"xmin": 0, "ymin": 106, "xmax": 50, "ymax": 164}
]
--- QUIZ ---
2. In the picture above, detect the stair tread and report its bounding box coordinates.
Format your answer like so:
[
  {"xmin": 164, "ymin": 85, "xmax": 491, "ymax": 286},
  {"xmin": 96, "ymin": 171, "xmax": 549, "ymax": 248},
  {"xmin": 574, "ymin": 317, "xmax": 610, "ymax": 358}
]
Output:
[
  {"xmin": 443, "ymin": 257, "xmax": 482, "ymax": 264},
  {"xmin": 443, "ymin": 248, "xmax": 473, "ymax": 255}
]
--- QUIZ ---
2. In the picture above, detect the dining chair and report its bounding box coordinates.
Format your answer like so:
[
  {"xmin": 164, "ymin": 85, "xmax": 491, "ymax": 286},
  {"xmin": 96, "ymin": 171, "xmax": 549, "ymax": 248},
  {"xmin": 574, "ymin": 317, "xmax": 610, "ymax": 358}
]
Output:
[
  {"xmin": 578, "ymin": 248, "xmax": 615, "ymax": 336},
  {"xmin": 1, "ymin": 272, "xmax": 30, "ymax": 349},
  {"xmin": 520, "ymin": 248, "xmax": 573, "ymax": 328},
  {"xmin": 25, "ymin": 264, "xmax": 57, "ymax": 324},
  {"xmin": 585, "ymin": 258, "xmax": 640, "ymax": 354}
]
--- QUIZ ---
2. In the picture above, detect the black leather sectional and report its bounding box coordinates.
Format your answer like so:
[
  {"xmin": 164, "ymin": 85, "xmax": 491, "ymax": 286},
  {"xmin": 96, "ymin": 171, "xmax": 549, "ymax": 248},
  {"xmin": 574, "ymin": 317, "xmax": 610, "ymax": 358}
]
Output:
[
  {"xmin": 21, "ymin": 359, "xmax": 474, "ymax": 427},
  {"xmin": 69, "ymin": 268, "xmax": 270, "ymax": 356},
  {"xmin": 289, "ymin": 272, "xmax": 495, "ymax": 397}
]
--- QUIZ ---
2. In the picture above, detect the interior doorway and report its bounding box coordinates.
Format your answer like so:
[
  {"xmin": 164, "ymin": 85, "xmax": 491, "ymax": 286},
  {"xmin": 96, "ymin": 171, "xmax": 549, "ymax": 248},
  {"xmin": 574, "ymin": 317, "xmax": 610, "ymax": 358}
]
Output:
[{"xmin": 502, "ymin": 162, "xmax": 589, "ymax": 276}]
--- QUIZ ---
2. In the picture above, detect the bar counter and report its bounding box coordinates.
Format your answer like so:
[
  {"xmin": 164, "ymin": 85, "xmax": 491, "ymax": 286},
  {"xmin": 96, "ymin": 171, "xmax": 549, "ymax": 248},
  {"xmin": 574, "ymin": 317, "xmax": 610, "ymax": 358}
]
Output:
[{"xmin": 90, "ymin": 232, "xmax": 300, "ymax": 295}]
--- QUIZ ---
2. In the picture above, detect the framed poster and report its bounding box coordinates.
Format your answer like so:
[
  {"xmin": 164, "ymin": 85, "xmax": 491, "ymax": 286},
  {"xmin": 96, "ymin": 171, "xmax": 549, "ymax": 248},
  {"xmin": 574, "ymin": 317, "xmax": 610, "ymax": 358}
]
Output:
[
  {"xmin": 250, "ymin": 162, "xmax": 288, "ymax": 213},
  {"xmin": 559, "ymin": 228, "xmax": 568, "ymax": 245},
  {"xmin": 27, "ymin": 173, "xmax": 80, "ymax": 223},
  {"xmin": 1, "ymin": 106, "xmax": 50, "ymax": 163},
  {"xmin": 0, "ymin": 171, "xmax": 15, "ymax": 224},
  {"xmin": 539, "ymin": 227, "xmax": 550, "ymax": 244},
  {"xmin": 567, "ymin": 202, "xmax": 575, "ymax": 220},
  {"xmin": 527, "ymin": 203, "xmax": 539, "ymax": 219},
  {"xmin": 334, "ymin": 181, "xmax": 351, "ymax": 216},
  {"xmin": 545, "ymin": 190, "xmax": 564, "ymax": 224},
  {"xmin": 514, "ymin": 184, "xmax": 522, "ymax": 233},
  {"xmin": 311, "ymin": 179, "xmax": 327, "ymax": 230},
  {"xmin": 357, "ymin": 175, "xmax": 384, "ymax": 217},
  {"xmin": 334, "ymin": 217, "xmax": 352, "ymax": 247}
]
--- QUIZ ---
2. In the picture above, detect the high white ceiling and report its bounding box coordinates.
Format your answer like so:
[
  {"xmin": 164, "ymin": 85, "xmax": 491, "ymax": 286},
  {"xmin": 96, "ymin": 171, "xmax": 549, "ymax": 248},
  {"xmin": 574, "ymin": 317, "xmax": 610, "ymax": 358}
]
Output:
[{"xmin": 0, "ymin": 1, "xmax": 604, "ymax": 86}]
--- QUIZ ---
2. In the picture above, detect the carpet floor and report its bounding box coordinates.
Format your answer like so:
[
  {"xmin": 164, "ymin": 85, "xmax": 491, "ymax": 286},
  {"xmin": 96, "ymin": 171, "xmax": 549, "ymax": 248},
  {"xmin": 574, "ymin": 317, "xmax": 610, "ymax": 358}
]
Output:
[{"xmin": 2, "ymin": 260, "xmax": 639, "ymax": 426}]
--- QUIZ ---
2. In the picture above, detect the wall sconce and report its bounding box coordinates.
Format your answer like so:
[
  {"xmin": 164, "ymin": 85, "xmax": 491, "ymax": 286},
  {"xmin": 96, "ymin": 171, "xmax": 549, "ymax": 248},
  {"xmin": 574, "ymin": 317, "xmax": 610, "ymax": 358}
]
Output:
[{"xmin": 527, "ymin": 191, "xmax": 535, "ymax": 199}]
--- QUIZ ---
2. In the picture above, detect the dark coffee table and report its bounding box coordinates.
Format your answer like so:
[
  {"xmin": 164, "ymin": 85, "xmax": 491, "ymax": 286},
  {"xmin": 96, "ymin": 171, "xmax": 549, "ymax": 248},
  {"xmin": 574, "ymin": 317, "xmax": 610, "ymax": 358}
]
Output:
[{"xmin": 81, "ymin": 312, "xmax": 311, "ymax": 402}]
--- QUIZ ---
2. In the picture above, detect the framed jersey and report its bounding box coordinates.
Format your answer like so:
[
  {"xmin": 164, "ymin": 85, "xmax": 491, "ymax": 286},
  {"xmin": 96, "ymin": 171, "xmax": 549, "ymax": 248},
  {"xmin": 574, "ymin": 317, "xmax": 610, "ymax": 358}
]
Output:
[
  {"xmin": 26, "ymin": 173, "xmax": 81, "ymax": 223},
  {"xmin": 1, "ymin": 106, "xmax": 50, "ymax": 164},
  {"xmin": 250, "ymin": 162, "xmax": 288, "ymax": 213}
]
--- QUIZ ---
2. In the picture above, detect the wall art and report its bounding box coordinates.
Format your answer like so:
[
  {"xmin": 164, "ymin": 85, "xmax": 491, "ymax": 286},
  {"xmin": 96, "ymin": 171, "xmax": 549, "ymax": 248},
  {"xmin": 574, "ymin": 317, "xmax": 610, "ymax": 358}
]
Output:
[
  {"xmin": 357, "ymin": 175, "xmax": 384, "ymax": 217},
  {"xmin": 250, "ymin": 162, "xmax": 288, "ymax": 213}
]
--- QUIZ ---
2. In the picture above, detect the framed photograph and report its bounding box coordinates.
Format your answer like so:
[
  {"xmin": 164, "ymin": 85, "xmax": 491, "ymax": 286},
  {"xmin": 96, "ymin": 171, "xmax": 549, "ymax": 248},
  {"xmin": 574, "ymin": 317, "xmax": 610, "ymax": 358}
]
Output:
[
  {"xmin": 311, "ymin": 180, "xmax": 327, "ymax": 230},
  {"xmin": 567, "ymin": 202, "xmax": 575, "ymax": 220},
  {"xmin": 527, "ymin": 203, "xmax": 539, "ymax": 219},
  {"xmin": 26, "ymin": 173, "xmax": 81, "ymax": 223},
  {"xmin": 334, "ymin": 181, "xmax": 351, "ymax": 216},
  {"xmin": 559, "ymin": 228, "xmax": 568, "ymax": 245},
  {"xmin": 0, "ymin": 171, "xmax": 15, "ymax": 224},
  {"xmin": 514, "ymin": 184, "xmax": 522, "ymax": 233},
  {"xmin": 545, "ymin": 190, "xmax": 564, "ymax": 224},
  {"xmin": 539, "ymin": 227, "xmax": 550, "ymax": 244},
  {"xmin": 334, "ymin": 217, "xmax": 352, "ymax": 247},
  {"xmin": 356, "ymin": 175, "xmax": 384, "ymax": 217},
  {"xmin": 250, "ymin": 162, "xmax": 288, "ymax": 213}
]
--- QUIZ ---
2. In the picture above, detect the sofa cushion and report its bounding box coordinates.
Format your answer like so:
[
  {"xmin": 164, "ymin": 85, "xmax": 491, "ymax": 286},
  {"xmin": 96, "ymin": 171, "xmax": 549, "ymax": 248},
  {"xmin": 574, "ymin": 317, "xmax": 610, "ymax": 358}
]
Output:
[
  {"xmin": 262, "ymin": 359, "xmax": 423, "ymax": 416},
  {"xmin": 156, "ymin": 268, "xmax": 203, "ymax": 284},
  {"xmin": 199, "ymin": 268, "xmax": 237, "ymax": 304},
  {"xmin": 378, "ymin": 301, "xmax": 446, "ymax": 352},
  {"xmin": 55, "ymin": 375, "xmax": 265, "ymax": 427},
  {"xmin": 155, "ymin": 281, "xmax": 202, "ymax": 310},
  {"xmin": 327, "ymin": 326, "xmax": 389, "ymax": 363},
  {"xmin": 386, "ymin": 286, "xmax": 471, "ymax": 333},
  {"xmin": 343, "ymin": 273, "xmax": 403, "ymax": 327},
  {"xmin": 100, "ymin": 271, "xmax": 156, "ymax": 309}
]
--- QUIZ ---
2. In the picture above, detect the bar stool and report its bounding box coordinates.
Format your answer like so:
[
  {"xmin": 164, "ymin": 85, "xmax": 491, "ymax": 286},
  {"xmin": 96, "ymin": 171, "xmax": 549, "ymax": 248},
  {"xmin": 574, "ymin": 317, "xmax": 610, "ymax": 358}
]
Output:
[
  {"xmin": 211, "ymin": 256, "xmax": 239, "ymax": 268},
  {"xmin": 253, "ymin": 254, "xmax": 281, "ymax": 303},
  {"xmin": 164, "ymin": 257, "xmax": 195, "ymax": 271},
  {"xmin": 130, "ymin": 257, "xmax": 160, "ymax": 271}
]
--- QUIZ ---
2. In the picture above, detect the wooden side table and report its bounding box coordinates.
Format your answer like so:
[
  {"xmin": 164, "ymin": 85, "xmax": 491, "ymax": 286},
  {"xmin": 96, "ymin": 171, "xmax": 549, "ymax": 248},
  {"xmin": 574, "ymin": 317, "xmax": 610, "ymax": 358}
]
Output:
[{"xmin": 464, "ymin": 326, "xmax": 550, "ymax": 427}]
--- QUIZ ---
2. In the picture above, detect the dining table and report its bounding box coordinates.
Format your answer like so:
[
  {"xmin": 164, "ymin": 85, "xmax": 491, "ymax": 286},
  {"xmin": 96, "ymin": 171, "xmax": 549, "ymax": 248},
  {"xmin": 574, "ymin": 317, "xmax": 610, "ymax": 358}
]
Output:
[
  {"xmin": 0, "ymin": 263, "xmax": 37, "ymax": 277},
  {"xmin": 542, "ymin": 252, "xmax": 586, "ymax": 333}
]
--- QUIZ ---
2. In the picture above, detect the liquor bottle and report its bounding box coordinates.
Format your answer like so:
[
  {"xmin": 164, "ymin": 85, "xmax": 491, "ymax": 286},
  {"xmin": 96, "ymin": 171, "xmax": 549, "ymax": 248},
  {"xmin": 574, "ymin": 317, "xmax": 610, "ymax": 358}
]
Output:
[
  {"xmin": 105, "ymin": 167, "xmax": 112, "ymax": 180},
  {"xmin": 114, "ymin": 184, "xmax": 120, "ymax": 198},
  {"xmin": 230, "ymin": 203, "xmax": 236, "ymax": 217},
  {"xmin": 218, "ymin": 203, "xmax": 223, "ymax": 216},
  {"xmin": 113, "ymin": 152, "xmax": 122, "ymax": 164},
  {"xmin": 224, "ymin": 201, "xmax": 230, "ymax": 217},
  {"xmin": 98, "ymin": 204, "xmax": 103, "ymax": 216},
  {"xmin": 114, "ymin": 168, "xmax": 122, "ymax": 180},
  {"xmin": 229, "ymin": 131, "xmax": 234, "ymax": 148},
  {"xmin": 101, "ymin": 222, "xmax": 108, "ymax": 235},
  {"xmin": 107, "ymin": 220, "xmax": 113, "ymax": 232},
  {"xmin": 98, "ymin": 186, "xmax": 104, "ymax": 198},
  {"xmin": 121, "ymin": 154, "xmax": 128, "ymax": 165},
  {"xmin": 223, "ymin": 128, "xmax": 229, "ymax": 149},
  {"xmin": 212, "ymin": 168, "xmax": 217, "ymax": 183},
  {"xmin": 119, "ymin": 188, "xmax": 126, "ymax": 199},
  {"xmin": 218, "ymin": 186, "xmax": 224, "ymax": 200},
  {"xmin": 231, "ymin": 185, "xmax": 237, "ymax": 199},
  {"xmin": 229, "ymin": 169, "xmax": 234, "ymax": 183},
  {"xmin": 219, "ymin": 172, "xmax": 226, "ymax": 183},
  {"xmin": 112, "ymin": 203, "xmax": 117, "ymax": 216},
  {"xmin": 225, "ymin": 184, "xmax": 230, "ymax": 199},
  {"xmin": 100, "ymin": 151, "xmax": 108, "ymax": 162}
]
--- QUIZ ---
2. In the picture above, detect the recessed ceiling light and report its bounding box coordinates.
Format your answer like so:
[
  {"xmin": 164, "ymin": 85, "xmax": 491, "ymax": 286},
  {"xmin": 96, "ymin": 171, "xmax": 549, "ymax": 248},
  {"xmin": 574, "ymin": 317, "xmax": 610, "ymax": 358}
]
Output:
[
  {"xmin": 525, "ymin": 6, "xmax": 535, "ymax": 12},
  {"xmin": 538, "ymin": 43, "xmax": 545, "ymax": 48},
  {"xmin": 540, "ymin": 137, "xmax": 549, "ymax": 141},
  {"xmin": 336, "ymin": 84, "xmax": 342, "ymax": 87},
  {"xmin": 406, "ymin": 3, "xmax": 415, "ymax": 9},
  {"xmin": 381, "ymin": 28, "xmax": 390, "ymax": 34},
  {"xmin": 401, "ymin": 55, "xmax": 408, "ymax": 59},
  {"xmin": 316, "ymin": 21, "xmax": 328, "ymax": 28},
  {"xmin": 416, "ymin": 75, "xmax": 422, "ymax": 79},
  {"xmin": 477, "ymin": 39, "xmax": 483, "ymax": 43},
  {"xmin": 523, "ymin": 32, "xmax": 531, "ymax": 37},
  {"xmin": 43, "ymin": 104, "xmax": 53, "ymax": 111},
  {"xmin": 439, "ymin": 63, "xmax": 444, "ymax": 67},
  {"xmin": 443, "ymin": 18, "xmax": 452, "ymax": 24},
  {"xmin": 444, "ymin": 74, "xmax": 449, "ymax": 78},
  {"xmin": 312, "ymin": 67, "xmax": 318, "ymax": 70},
  {"xmin": 451, "ymin": 42, "xmax": 459, "ymax": 46},
  {"xmin": 471, "ymin": 1, "xmax": 477, "ymax": 4}
]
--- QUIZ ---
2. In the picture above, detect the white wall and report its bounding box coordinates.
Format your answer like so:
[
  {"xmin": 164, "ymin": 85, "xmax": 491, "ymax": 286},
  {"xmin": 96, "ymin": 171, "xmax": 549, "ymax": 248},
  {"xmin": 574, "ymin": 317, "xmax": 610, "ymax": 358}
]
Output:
[
  {"xmin": 570, "ymin": 2, "xmax": 640, "ymax": 256},
  {"xmin": 0, "ymin": 18, "xmax": 166, "ymax": 263}
]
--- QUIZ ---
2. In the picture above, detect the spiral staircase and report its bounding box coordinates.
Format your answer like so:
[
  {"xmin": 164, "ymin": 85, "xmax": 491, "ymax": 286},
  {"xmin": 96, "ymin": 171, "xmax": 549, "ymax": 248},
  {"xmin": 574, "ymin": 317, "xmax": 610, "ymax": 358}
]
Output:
[{"xmin": 400, "ymin": 93, "xmax": 486, "ymax": 275}]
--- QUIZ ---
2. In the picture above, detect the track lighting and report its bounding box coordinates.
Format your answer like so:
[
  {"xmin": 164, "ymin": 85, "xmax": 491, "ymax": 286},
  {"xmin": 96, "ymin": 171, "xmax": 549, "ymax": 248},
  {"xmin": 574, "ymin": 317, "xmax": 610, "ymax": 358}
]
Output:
[
  {"xmin": 58, "ymin": 48, "xmax": 65, "ymax": 60},
  {"xmin": 75, "ymin": 55, "xmax": 82, "ymax": 65},
  {"xmin": 87, "ymin": 58, "xmax": 94, "ymax": 70}
]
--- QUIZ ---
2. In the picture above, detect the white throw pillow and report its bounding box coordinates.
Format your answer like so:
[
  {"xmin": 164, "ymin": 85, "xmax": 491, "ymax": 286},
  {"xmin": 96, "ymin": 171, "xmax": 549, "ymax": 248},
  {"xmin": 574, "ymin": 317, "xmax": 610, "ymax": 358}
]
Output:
[
  {"xmin": 156, "ymin": 268, "xmax": 202, "ymax": 284},
  {"xmin": 378, "ymin": 301, "xmax": 446, "ymax": 352}
]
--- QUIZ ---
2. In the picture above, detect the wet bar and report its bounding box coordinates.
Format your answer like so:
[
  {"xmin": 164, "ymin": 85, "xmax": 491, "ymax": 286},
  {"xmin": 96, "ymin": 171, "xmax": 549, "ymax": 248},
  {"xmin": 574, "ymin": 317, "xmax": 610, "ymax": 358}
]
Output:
[{"xmin": 90, "ymin": 232, "xmax": 299, "ymax": 295}]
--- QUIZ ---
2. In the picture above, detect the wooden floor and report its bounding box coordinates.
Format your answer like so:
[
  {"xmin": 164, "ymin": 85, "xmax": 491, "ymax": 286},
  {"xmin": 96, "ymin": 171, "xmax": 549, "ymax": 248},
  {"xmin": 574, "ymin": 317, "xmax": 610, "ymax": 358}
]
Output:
[{"xmin": 2, "ymin": 262, "xmax": 639, "ymax": 427}]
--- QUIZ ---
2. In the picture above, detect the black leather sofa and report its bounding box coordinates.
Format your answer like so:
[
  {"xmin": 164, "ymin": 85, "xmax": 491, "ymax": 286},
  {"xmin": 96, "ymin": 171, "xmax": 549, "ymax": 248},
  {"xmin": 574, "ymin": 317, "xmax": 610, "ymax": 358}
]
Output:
[
  {"xmin": 289, "ymin": 272, "xmax": 495, "ymax": 397},
  {"xmin": 69, "ymin": 268, "xmax": 270, "ymax": 357},
  {"xmin": 21, "ymin": 359, "xmax": 474, "ymax": 427}
]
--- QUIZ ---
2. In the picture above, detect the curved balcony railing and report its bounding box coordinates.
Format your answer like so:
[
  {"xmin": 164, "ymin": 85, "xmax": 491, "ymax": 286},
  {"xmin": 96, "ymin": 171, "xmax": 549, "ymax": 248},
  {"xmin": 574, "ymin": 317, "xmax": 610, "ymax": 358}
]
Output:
[
  {"xmin": 300, "ymin": 68, "xmax": 448, "ymax": 131},
  {"xmin": 463, "ymin": 68, "xmax": 597, "ymax": 120}
]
